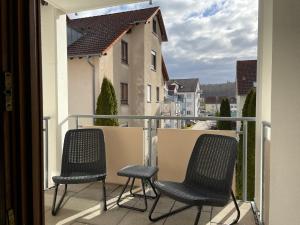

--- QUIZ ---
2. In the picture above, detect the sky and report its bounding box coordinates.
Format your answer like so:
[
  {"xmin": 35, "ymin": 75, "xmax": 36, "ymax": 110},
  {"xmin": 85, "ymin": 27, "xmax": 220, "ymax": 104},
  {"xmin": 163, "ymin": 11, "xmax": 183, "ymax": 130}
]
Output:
[{"xmin": 69, "ymin": 0, "xmax": 258, "ymax": 84}]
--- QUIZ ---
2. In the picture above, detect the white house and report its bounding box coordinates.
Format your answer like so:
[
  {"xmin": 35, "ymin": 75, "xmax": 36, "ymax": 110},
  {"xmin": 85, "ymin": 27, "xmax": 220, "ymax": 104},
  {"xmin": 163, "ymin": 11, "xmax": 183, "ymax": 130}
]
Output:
[{"xmin": 166, "ymin": 78, "xmax": 203, "ymax": 117}]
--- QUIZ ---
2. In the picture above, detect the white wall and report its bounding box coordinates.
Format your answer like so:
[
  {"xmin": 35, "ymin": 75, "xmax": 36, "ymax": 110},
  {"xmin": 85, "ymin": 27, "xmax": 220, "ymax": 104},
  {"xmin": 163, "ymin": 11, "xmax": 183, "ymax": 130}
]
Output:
[
  {"xmin": 41, "ymin": 4, "xmax": 68, "ymax": 187},
  {"xmin": 256, "ymin": 0, "xmax": 300, "ymax": 224}
]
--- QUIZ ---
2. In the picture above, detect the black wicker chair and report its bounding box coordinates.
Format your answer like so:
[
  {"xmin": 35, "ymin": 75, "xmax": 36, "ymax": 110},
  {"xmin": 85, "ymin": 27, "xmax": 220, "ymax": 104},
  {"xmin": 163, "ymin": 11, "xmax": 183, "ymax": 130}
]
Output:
[
  {"xmin": 149, "ymin": 134, "xmax": 240, "ymax": 225},
  {"xmin": 51, "ymin": 129, "xmax": 107, "ymax": 215}
]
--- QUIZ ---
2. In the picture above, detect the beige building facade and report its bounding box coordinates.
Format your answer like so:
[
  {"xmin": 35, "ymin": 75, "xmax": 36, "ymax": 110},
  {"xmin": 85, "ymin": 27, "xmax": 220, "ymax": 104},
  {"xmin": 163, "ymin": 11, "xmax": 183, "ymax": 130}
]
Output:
[{"xmin": 68, "ymin": 8, "xmax": 168, "ymax": 126}]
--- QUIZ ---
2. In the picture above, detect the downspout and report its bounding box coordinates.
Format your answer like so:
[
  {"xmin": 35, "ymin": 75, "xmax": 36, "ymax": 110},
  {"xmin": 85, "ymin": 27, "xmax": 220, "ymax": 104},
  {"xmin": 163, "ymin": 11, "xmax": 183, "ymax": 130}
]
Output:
[{"xmin": 87, "ymin": 57, "xmax": 96, "ymax": 114}]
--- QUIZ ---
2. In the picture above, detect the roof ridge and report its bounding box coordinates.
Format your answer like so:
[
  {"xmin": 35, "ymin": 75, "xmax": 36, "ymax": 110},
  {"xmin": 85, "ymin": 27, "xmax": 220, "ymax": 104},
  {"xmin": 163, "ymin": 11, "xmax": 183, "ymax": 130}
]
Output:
[{"xmin": 69, "ymin": 6, "xmax": 159, "ymax": 21}]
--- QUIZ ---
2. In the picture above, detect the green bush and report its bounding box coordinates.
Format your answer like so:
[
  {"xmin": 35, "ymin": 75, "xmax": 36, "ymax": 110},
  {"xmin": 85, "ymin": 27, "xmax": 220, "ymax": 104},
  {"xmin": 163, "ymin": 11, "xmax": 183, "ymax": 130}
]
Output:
[
  {"xmin": 236, "ymin": 89, "xmax": 256, "ymax": 200},
  {"xmin": 217, "ymin": 98, "xmax": 232, "ymax": 130},
  {"xmin": 95, "ymin": 78, "xmax": 119, "ymax": 126}
]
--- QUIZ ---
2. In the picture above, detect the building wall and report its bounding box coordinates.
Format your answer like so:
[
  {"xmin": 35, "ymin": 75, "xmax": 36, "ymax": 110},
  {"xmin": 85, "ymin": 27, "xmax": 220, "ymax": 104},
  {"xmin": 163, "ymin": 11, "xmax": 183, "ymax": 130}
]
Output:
[
  {"xmin": 144, "ymin": 15, "xmax": 165, "ymax": 117},
  {"xmin": 256, "ymin": 0, "xmax": 300, "ymax": 224},
  {"xmin": 111, "ymin": 23, "xmax": 145, "ymax": 118},
  {"xmin": 41, "ymin": 4, "xmax": 68, "ymax": 186},
  {"xmin": 205, "ymin": 103, "xmax": 220, "ymax": 114},
  {"xmin": 67, "ymin": 15, "xmax": 166, "ymax": 128}
]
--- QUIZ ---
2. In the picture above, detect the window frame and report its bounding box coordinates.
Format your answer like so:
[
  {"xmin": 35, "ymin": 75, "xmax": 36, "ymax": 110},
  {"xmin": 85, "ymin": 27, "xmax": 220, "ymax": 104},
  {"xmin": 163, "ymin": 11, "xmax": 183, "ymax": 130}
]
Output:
[
  {"xmin": 120, "ymin": 82, "xmax": 129, "ymax": 105},
  {"xmin": 147, "ymin": 84, "xmax": 152, "ymax": 103},
  {"xmin": 153, "ymin": 19, "xmax": 157, "ymax": 34},
  {"xmin": 156, "ymin": 86, "xmax": 160, "ymax": 102},
  {"xmin": 151, "ymin": 50, "xmax": 157, "ymax": 71},
  {"xmin": 121, "ymin": 40, "xmax": 128, "ymax": 64}
]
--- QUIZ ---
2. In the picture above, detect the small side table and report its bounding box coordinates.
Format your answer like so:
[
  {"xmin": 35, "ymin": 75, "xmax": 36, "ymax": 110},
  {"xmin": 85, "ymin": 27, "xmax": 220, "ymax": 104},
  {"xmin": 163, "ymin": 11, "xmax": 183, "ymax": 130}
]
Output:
[{"xmin": 116, "ymin": 165, "xmax": 158, "ymax": 212}]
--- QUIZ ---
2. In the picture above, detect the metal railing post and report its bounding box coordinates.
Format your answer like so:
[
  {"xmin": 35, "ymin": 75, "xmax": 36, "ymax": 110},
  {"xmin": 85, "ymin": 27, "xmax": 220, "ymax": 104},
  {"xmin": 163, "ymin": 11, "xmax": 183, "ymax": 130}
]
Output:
[
  {"xmin": 44, "ymin": 117, "xmax": 49, "ymax": 189},
  {"xmin": 243, "ymin": 120, "xmax": 248, "ymax": 201},
  {"xmin": 43, "ymin": 117, "xmax": 50, "ymax": 189},
  {"xmin": 148, "ymin": 119, "xmax": 152, "ymax": 167},
  {"xmin": 260, "ymin": 123, "xmax": 265, "ymax": 223},
  {"xmin": 76, "ymin": 116, "xmax": 79, "ymax": 129}
]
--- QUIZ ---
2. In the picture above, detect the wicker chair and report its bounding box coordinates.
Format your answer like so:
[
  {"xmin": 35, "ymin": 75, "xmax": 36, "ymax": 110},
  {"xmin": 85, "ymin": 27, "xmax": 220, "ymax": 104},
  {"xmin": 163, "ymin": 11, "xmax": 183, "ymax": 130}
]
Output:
[
  {"xmin": 51, "ymin": 129, "xmax": 107, "ymax": 215},
  {"xmin": 149, "ymin": 134, "xmax": 240, "ymax": 225}
]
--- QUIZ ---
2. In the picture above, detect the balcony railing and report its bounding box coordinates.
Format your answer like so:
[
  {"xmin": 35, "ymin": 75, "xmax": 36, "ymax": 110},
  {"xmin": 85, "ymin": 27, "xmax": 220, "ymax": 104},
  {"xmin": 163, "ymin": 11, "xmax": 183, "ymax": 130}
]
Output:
[
  {"xmin": 43, "ymin": 116, "xmax": 50, "ymax": 189},
  {"xmin": 66, "ymin": 115, "xmax": 255, "ymax": 198},
  {"xmin": 43, "ymin": 114, "xmax": 267, "ymax": 224}
]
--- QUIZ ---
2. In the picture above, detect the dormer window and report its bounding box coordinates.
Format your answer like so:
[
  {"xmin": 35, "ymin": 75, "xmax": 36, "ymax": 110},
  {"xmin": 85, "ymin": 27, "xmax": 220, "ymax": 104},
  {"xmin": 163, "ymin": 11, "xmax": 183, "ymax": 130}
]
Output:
[{"xmin": 153, "ymin": 19, "xmax": 157, "ymax": 34}]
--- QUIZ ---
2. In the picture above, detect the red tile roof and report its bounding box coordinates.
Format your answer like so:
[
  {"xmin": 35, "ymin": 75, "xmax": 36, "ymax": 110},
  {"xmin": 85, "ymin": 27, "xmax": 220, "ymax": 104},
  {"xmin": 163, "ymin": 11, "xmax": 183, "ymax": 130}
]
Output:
[
  {"xmin": 68, "ymin": 7, "xmax": 167, "ymax": 57},
  {"xmin": 236, "ymin": 60, "xmax": 257, "ymax": 96}
]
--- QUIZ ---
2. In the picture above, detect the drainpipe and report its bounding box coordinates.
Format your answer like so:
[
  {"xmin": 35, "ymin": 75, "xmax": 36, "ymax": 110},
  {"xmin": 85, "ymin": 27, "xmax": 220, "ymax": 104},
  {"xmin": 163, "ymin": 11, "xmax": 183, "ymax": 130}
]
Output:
[{"xmin": 87, "ymin": 57, "xmax": 96, "ymax": 114}]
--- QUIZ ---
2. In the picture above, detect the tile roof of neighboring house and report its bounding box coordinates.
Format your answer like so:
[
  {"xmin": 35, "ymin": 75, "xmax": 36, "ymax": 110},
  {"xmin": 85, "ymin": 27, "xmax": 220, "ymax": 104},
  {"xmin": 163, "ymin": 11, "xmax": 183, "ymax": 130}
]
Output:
[
  {"xmin": 236, "ymin": 60, "xmax": 257, "ymax": 96},
  {"xmin": 67, "ymin": 7, "xmax": 168, "ymax": 57},
  {"xmin": 205, "ymin": 96, "xmax": 237, "ymax": 104},
  {"xmin": 167, "ymin": 78, "xmax": 199, "ymax": 93}
]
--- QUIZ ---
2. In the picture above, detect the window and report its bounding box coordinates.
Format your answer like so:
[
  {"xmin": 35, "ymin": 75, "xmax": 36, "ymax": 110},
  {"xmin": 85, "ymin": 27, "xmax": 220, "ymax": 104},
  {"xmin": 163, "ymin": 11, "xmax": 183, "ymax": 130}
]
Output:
[
  {"xmin": 147, "ymin": 85, "xmax": 151, "ymax": 102},
  {"xmin": 151, "ymin": 50, "xmax": 156, "ymax": 71},
  {"xmin": 153, "ymin": 19, "xmax": 157, "ymax": 34},
  {"xmin": 121, "ymin": 40, "xmax": 128, "ymax": 64},
  {"xmin": 120, "ymin": 83, "xmax": 128, "ymax": 104},
  {"xmin": 186, "ymin": 93, "xmax": 192, "ymax": 99},
  {"xmin": 187, "ymin": 110, "xmax": 191, "ymax": 115},
  {"xmin": 156, "ymin": 87, "xmax": 160, "ymax": 102}
]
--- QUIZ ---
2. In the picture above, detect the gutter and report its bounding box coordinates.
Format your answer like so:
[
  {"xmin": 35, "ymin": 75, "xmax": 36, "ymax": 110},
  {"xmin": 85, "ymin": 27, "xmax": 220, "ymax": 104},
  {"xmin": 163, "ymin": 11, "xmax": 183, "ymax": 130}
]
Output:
[{"xmin": 87, "ymin": 57, "xmax": 96, "ymax": 114}]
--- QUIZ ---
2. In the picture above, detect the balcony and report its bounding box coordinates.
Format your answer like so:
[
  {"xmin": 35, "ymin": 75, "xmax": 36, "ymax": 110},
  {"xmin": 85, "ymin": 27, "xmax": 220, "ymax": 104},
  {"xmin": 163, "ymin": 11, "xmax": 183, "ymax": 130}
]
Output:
[
  {"xmin": 44, "ymin": 183, "xmax": 255, "ymax": 225},
  {"xmin": 43, "ymin": 115, "xmax": 259, "ymax": 225}
]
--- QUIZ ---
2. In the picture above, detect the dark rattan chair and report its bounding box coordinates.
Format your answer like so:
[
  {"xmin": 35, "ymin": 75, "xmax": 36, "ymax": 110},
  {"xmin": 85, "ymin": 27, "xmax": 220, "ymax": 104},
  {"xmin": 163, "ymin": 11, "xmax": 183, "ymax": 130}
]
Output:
[
  {"xmin": 149, "ymin": 134, "xmax": 240, "ymax": 225},
  {"xmin": 51, "ymin": 129, "xmax": 107, "ymax": 215}
]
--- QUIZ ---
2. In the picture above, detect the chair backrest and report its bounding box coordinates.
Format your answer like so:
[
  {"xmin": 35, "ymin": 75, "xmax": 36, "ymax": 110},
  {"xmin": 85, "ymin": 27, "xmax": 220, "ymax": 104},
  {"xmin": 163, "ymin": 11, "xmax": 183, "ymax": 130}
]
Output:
[
  {"xmin": 184, "ymin": 134, "xmax": 237, "ymax": 194},
  {"xmin": 60, "ymin": 129, "xmax": 106, "ymax": 177}
]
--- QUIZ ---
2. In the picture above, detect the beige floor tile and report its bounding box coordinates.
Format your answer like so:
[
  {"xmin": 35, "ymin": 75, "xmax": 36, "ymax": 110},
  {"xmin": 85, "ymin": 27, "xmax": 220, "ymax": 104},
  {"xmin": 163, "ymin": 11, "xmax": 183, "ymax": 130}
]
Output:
[
  {"xmin": 133, "ymin": 196, "xmax": 175, "ymax": 213},
  {"xmin": 118, "ymin": 211, "xmax": 164, "ymax": 225},
  {"xmin": 164, "ymin": 209, "xmax": 211, "ymax": 225},
  {"xmin": 76, "ymin": 206, "xmax": 130, "ymax": 225},
  {"xmin": 44, "ymin": 184, "xmax": 255, "ymax": 225}
]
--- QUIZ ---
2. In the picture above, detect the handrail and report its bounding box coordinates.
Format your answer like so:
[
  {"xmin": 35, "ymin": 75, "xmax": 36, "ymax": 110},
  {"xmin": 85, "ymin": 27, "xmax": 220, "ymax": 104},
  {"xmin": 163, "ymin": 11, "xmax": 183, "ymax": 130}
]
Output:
[
  {"xmin": 68, "ymin": 114, "xmax": 256, "ymax": 122},
  {"xmin": 257, "ymin": 121, "xmax": 271, "ymax": 225},
  {"xmin": 69, "ymin": 114, "xmax": 255, "ymax": 202},
  {"xmin": 43, "ymin": 116, "xmax": 50, "ymax": 190}
]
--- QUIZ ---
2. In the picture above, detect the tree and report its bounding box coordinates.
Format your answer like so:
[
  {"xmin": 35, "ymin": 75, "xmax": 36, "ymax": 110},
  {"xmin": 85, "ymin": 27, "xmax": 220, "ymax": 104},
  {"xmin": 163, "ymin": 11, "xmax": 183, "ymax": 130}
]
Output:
[
  {"xmin": 236, "ymin": 89, "xmax": 256, "ymax": 200},
  {"xmin": 217, "ymin": 98, "xmax": 232, "ymax": 130},
  {"xmin": 95, "ymin": 78, "xmax": 118, "ymax": 126}
]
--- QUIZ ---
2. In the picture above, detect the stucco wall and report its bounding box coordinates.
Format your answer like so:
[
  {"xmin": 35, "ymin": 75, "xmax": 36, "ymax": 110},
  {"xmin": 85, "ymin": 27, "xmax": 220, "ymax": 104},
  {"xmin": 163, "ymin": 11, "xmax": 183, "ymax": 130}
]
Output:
[
  {"xmin": 144, "ymin": 15, "xmax": 165, "ymax": 118},
  {"xmin": 41, "ymin": 4, "xmax": 68, "ymax": 186},
  {"xmin": 256, "ymin": 0, "xmax": 300, "ymax": 224}
]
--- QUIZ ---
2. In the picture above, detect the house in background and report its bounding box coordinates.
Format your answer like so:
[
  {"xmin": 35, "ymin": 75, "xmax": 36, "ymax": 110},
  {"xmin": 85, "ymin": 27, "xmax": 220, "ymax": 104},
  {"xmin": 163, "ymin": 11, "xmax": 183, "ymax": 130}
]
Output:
[
  {"xmin": 166, "ymin": 78, "xmax": 203, "ymax": 117},
  {"xmin": 67, "ymin": 7, "xmax": 168, "ymax": 126},
  {"xmin": 236, "ymin": 60, "xmax": 257, "ymax": 121},
  {"xmin": 204, "ymin": 96, "xmax": 237, "ymax": 116}
]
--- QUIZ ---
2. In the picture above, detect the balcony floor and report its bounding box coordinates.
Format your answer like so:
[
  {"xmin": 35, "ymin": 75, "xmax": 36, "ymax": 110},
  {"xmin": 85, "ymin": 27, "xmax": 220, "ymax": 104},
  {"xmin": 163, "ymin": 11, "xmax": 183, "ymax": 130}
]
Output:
[{"xmin": 44, "ymin": 182, "xmax": 256, "ymax": 225}]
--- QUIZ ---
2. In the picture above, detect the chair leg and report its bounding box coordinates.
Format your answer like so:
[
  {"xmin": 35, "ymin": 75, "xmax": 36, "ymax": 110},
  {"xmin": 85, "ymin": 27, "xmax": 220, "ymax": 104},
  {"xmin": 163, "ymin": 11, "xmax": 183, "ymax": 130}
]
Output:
[
  {"xmin": 51, "ymin": 184, "xmax": 67, "ymax": 216},
  {"xmin": 102, "ymin": 179, "xmax": 107, "ymax": 211},
  {"xmin": 117, "ymin": 177, "xmax": 131, "ymax": 208},
  {"xmin": 129, "ymin": 177, "xmax": 136, "ymax": 196},
  {"xmin": 194, "ymin": 206, "xmax": 203, "ymax": 225},
  {"xmin": 147, "ymin": 178, "xmax": 158, "ymax": 198},
  {"xmin": 129, "ymin": 178, "xmax": 157, "ymax": 199},
  {"xmin": 149, "ymin": 193, "xmax": 193, "ymax": 222},
  {"xmin": 117, "ymin": 177, "xmax": 149, "ymax": 212},
  {"xmin": 229, "ymin": 190, "xmax": 240, "ymax": 225}
]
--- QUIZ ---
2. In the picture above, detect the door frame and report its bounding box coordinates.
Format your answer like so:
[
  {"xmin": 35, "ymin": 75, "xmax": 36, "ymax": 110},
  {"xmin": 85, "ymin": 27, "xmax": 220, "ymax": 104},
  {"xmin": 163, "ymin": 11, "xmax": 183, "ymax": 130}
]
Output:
[{"xmin": 0, "ymin": 0, "xmax": 44, "ymax": 224}]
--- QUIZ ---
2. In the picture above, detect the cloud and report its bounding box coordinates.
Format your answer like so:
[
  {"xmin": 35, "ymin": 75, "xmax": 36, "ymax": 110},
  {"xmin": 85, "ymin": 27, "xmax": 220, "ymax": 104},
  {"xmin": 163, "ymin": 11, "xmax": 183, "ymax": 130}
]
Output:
[{"xmin": 69, "ymin": 0, "xmax": 258, "ymax": 84}]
